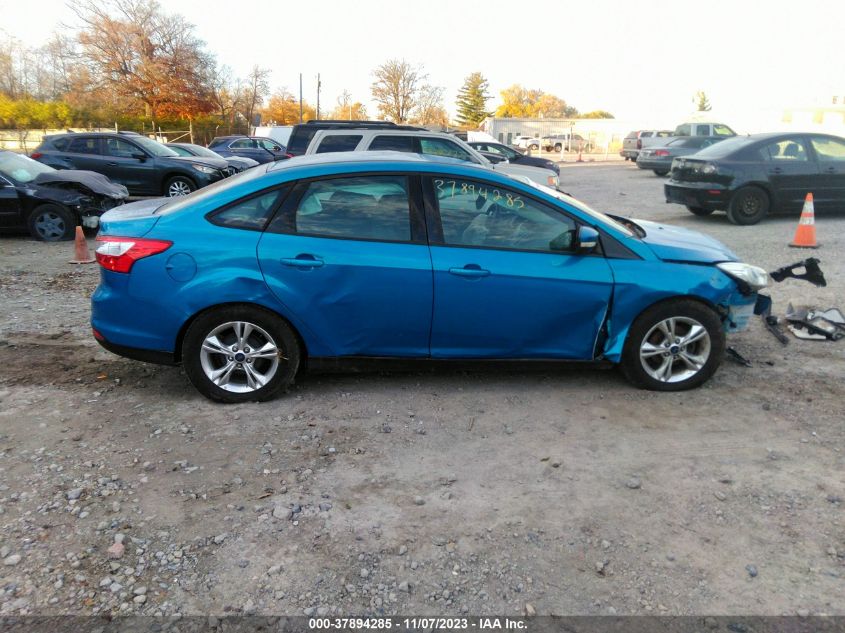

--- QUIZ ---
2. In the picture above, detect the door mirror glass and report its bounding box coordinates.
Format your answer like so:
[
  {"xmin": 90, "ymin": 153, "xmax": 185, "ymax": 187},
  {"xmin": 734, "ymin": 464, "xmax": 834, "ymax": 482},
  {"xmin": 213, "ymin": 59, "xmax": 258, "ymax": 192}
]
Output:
[
  {"xmin": 575, "ymin": 226, "xmax": 599, "ymax": 253},
  {"xmin": 132, "ymin": 152, "xmax": 147, "ymax": 161}
]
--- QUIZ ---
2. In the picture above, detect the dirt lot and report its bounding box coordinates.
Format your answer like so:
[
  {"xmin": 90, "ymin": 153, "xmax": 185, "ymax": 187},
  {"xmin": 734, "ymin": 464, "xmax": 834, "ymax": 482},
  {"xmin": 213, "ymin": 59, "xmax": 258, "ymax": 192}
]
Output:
[{"xmin": 0, "ymin": 162, "xmax": 843, "ymax": 617}]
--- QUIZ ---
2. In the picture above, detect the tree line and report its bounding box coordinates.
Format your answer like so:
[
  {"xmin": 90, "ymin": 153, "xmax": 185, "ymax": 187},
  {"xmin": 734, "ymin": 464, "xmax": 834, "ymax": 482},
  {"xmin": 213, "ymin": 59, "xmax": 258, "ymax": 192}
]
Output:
[{"xmin": 0, "ymin": 0, "xmax": 613, "ymax": 143}]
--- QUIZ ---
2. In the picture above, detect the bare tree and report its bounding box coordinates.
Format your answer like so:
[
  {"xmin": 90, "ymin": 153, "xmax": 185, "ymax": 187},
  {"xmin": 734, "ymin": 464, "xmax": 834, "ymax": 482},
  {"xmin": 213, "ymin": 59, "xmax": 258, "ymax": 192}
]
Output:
[
  {"xmin": 71, "ymin": 0, "xmax": 216, "ymax": 118},
  {"xmin": 241, "ymin": 65, "xmax": 270, "ymax": 127},
  {"xmin": 371, "ymin": 59, "xmax": 424, "ymax": 123},
  {"xmin": 412, "ymin": 84, "xmax": 448, "ymax": 127}
]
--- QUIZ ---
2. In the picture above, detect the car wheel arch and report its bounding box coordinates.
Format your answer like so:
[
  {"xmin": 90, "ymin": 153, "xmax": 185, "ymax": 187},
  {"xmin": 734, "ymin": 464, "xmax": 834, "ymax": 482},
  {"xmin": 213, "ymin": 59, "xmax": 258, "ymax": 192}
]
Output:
[
  {"xmin": 173, "ymin": 301, "xmax": 309, "ymax": 366},
  {"xmin": 603, "ymin": 294, "xmax": 723, "ymax": 362}
]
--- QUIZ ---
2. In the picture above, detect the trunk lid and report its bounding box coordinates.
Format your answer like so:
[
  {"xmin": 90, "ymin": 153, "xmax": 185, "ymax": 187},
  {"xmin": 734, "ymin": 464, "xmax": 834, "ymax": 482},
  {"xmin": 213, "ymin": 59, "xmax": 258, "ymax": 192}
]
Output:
[{"xmin": 99, "ymin": 198, "xmax": 168, "ymax": 237}]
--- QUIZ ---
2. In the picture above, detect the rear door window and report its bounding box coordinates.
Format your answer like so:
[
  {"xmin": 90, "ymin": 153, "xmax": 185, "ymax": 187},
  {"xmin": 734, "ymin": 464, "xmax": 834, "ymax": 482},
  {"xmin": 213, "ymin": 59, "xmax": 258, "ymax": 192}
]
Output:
[
  {"xmin": 293, "ymin": 175, "xmax": 411, "ymax": 242},
  {"xmin": 67, "ymin": 137, "xmax": 102, "ymax": 155},
  {"xmin": 229, "ymin": 139, "xmax": 253, "ymax": 149},
  {"xmin": 369, "ymin": 135, "xmax": 416, "ymax": 152},
  {"xmin": 315, "ymin": 134, "xmax": 362, "ymax": 153}
]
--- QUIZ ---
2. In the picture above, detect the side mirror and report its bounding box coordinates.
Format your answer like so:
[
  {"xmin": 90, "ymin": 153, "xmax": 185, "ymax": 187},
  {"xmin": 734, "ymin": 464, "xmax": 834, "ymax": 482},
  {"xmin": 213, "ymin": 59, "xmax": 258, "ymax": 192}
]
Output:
[
  {"xmin": 575, "ymin": 226, "xmax": 599, "ymax": 253},
  {"xmin": 132, "ymin": 152, "xmax": 146, "ymax": 161}
]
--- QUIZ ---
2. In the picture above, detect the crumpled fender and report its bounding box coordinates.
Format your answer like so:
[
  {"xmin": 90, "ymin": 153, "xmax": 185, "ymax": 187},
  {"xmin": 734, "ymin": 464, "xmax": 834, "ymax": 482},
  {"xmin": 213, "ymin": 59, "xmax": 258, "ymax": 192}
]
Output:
[{"xmin": 602, "ymin": 260, "xmax": 743, "ymax": 362}]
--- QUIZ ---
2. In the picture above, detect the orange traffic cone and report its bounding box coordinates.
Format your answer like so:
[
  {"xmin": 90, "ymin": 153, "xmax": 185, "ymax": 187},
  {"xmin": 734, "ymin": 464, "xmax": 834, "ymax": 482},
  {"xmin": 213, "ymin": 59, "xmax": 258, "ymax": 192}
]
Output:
[
  {"xmin": 69, "ymin": 226, "xmax": 96, "ymax": 264},
  {"xmin": 789, "ymin": 193, "xmax": 819, "ymax": 248}
]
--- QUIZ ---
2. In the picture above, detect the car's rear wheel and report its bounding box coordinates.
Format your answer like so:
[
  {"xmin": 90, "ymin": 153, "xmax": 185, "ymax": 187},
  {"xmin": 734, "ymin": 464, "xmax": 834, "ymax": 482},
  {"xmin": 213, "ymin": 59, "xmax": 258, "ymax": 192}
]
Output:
[
  {"xmin": 553, "ymin": 144, "xmax": 563, "ymax": 152},
  {"xmin": 727, "ymin": 186, "xmax": 769, "ymax": 225},
  {"xmin": 621, "ymin": 299, "xmax": 725, "ymax": 391},
  {"xmin": 182, "ymin": 305, "xmax": 301, "ymax": 403},
  {"xmin": 686, "ymin": 206, "xmax": 714, "ymax": 216},
  {"xmin": 27, "ymin": 204, "xmax": 76, "ymax": 241},
  {"xmin": 654, "ymin": 169, "xmax": 669, "ymax": 176},
  {"xmin": 165, "ymin": 176, "xmax": 196, "ymax": 197}
]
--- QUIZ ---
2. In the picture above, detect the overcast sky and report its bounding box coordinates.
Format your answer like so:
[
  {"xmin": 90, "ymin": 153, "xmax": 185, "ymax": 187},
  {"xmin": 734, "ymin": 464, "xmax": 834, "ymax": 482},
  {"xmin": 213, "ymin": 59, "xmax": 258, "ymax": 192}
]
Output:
[{"xmin": 4, "ymin": 0, "xmax": 845, "ymax": 127}]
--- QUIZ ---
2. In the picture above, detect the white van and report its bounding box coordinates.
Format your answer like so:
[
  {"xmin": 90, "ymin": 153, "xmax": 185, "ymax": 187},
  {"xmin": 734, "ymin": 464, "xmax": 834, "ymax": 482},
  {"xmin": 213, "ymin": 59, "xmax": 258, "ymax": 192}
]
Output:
[{"xmin": 252, "ymin": 126, "xmax": 293, "ymax": 147}]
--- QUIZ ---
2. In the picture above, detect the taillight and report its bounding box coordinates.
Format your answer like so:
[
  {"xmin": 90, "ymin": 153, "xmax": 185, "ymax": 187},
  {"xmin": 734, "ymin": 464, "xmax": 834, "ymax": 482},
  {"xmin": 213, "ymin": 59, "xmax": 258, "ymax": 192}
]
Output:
[
  {"xmin": 30, "ymin": 152, "xmax": 43, "ymax": 159},
  {"xmin": 636, "ymin": 139, "xmax": 642, "ymax": 149},
  {"xmin": 95, "ymin": 236, "xmax": 172, "ymax": 273},
  {"xmin": 654, "ymin": 150, "xmax": 670, "ymax": 157},
  {"xmin": 285, "ymin": 153, "xmax": 294, "ymax": 158}
]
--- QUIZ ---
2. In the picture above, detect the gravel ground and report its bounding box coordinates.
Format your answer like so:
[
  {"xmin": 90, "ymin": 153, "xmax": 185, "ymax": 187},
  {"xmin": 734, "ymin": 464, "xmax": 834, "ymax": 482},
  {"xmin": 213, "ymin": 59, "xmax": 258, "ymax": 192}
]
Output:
[{"xmin": 0, "ymin": 163, "xmax": 843, "ymax": 617}]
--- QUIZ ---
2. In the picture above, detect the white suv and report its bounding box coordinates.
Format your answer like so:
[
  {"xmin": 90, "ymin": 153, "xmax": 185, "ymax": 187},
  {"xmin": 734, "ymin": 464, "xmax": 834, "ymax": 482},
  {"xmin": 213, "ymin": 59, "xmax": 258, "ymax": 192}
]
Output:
[{"xmin": 304, "ymin": 129, "xmax": 560, "ymax": 189}]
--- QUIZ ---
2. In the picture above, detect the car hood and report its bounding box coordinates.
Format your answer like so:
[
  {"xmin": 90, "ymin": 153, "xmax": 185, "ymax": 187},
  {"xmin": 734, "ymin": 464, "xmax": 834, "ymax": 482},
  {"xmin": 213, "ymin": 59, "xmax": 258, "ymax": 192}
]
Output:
[
  {"xmin": 169, "ymin": 156, "xmax": 228, "ymax": 170},
  {"xmin": 33, "ymin": 170, "xmax": 129, "ymax": 199},
  {"xmin": 226, "ymin": 156, "xmax": 260, "ymax": 168},
  {"xmin": 635, "ymin": 219, "xmax": 738, "ymax": 263}
]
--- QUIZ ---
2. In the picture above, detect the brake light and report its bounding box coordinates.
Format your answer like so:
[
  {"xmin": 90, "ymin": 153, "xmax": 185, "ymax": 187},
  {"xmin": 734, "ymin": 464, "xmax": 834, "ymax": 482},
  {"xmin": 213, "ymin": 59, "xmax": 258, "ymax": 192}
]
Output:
[
  {"xmin": 636, "ymin": 139, "xmax": 642, "ymax": 149},
  {"xmin": 30, "ymin": 152, "xmax": 43, "ymax": 159},
  {"xmin": 654, "ymin": 150, "xmax": 670, "ymax": 157},
  {"xmin": 285, "ymin": 153, "xmax": 294, "ymax": 158},
  {"xmin": 95, "ymin": 236, "xmax": 172, "ymax": 273}
]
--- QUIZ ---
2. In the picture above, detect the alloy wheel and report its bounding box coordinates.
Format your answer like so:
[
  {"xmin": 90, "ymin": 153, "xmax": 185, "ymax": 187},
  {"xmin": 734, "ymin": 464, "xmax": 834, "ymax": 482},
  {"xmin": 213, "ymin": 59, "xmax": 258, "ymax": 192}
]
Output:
[
  {"xmin": 168, "ymin": 180, "xmax": 192, "ymax": 196},
  {"xmin": 199, "ymin": 321, "xmax": 285, "ymax": 393},
  {"xmin": 34, "ymin": 211, "xmax": 67, "ymax": 240},
  {"xmin": 638, "ymin": 316, "xmax": 712, "ymax": 383}
]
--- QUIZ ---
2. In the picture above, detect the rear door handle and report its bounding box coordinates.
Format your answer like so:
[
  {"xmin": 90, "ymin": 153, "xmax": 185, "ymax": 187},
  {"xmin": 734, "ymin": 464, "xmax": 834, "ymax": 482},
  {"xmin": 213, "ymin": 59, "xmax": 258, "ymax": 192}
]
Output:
[
  {"xmin": 448, "ymin": 265, "xmax": 490, "ymax": 278},
  {"xmin": 107, "ymin": 162, "xmax": 118, "ymax": 166},
  {"xmin": 281, "ymin": 255, "xmax": 324, "ymax": 269}
]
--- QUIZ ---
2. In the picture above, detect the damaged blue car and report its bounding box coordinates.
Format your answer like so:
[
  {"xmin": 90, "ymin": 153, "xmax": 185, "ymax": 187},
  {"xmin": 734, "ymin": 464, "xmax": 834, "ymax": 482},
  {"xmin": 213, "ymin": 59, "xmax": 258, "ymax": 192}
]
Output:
[{"xmin": 91, "ymin": 152, "xmax": 769, "ymax": 402}]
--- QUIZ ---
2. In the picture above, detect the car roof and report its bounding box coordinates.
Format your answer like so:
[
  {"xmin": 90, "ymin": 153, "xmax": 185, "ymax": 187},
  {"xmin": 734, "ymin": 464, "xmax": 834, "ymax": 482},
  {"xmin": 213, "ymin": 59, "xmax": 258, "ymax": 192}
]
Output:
[{"xmin": 267, "ymin": 150, "xmax": 496, "ymax": 175}]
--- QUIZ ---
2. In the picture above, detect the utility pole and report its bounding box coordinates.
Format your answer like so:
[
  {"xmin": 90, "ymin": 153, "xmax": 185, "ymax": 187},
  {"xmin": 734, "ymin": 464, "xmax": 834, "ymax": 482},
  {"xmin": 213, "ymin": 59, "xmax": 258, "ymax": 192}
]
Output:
[
  {"xmin": 299, "ymin": 73, "xmax": 303, "ymax": 123},
  {"xmin": 316, "ymin": 73, "xmax": 321, "ymax": 121}
]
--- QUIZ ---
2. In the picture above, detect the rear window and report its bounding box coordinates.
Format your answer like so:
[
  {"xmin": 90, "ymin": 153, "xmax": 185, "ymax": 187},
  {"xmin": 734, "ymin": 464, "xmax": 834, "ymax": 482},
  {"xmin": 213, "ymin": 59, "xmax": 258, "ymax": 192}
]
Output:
[
  {"xmin": 287, "ymin": 127, "xmax": 319, "ymax": 156},
  {"xmin": 315, "ymin": 134, "xmax": 362, "ymax": 153},
  {"xmin": 690, "ymin": 136, "xmax": 755, "ymax": 160}
]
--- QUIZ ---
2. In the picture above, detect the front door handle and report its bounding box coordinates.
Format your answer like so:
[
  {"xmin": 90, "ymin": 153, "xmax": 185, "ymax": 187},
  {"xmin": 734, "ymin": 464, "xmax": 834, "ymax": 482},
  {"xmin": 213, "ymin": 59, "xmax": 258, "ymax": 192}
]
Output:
[
  {"xmin": 825, "ymin": 166, "xmax": 836, "ymax": 173},
  {"xmin": 769, "ymin": 167, "xmax": 782, "ymax": 174},
  {"xmin": 281, "ymin": 254, "xmax": 324, "ymax": 269},
  {"xmin": 448, "ymin": 265, "xmax": 490, "ymax": 278},
  {"xmin": 107, "ymin": 162, "xmax": 118, "ymax": 166}
]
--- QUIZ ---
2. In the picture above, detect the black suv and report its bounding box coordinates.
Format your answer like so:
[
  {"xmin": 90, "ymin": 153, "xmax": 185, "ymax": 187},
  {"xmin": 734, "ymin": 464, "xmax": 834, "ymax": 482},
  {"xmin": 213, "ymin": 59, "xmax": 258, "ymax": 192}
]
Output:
[
  {"xmin": 32, "ymin": 132, "xmax": 228, "ymax": 197},
  {"xmin": 286, "ymin": 120, "xmax": 424, "ymax": 156}
]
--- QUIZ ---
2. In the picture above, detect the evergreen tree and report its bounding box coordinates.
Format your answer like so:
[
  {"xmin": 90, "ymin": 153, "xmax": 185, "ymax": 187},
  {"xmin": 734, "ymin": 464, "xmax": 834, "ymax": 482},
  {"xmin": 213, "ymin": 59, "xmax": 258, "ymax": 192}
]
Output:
[
  {"xmin": 455, "ymin": 72, "xmax": 491, "ymax": 127},
  {"xmin": 694, "ymin": 90, "xmax": 712, "ymax": 112}
]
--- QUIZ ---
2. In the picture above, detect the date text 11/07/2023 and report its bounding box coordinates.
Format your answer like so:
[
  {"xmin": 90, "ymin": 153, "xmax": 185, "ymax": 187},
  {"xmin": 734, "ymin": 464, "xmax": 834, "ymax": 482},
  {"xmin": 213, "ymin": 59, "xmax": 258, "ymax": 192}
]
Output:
[{"xmin": 308, "ymin": 616, "xmax": 529, "ymax": 630}]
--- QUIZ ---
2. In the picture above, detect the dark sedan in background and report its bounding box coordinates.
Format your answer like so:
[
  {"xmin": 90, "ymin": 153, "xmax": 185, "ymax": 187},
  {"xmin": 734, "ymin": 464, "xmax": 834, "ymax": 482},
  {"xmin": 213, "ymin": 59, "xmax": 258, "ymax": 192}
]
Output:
[
  {"xmin": 665, "ymin": 132, "xmax": 845, "ymax": 224},
  {"xmin": 637, "ymin": 136, "xmax": 724, "ymax": 176},
  {"xmin": 0, "ymin": 151, "xmax": 127, "ymax": 240},
  {"xmin": 32, "ymin": 132, "xmax": 228, "ymax": 197},
  {"xmin": 467, "ymin": 141, "xmax": 560, "ymax": 175},
  {"xmin": 165, "ymin": 142, "xmax": 259, "ymax": 175},
  {"xmin": 207, "ymin": 135, "xmax": 288, "ymax": 164}
]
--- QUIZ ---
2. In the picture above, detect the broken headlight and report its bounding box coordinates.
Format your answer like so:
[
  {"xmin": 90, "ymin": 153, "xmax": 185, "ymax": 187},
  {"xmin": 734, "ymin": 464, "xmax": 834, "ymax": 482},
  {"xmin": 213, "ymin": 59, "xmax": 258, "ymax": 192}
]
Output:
[{"xmin": 717, "ymin": 262, "xmax": 770, "ymax": 291}]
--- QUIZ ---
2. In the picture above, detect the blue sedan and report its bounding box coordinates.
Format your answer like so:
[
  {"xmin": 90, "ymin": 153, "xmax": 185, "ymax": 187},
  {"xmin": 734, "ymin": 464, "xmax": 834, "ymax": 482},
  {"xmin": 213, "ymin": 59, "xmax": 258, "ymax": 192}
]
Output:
[{"xmin": 92, "ymin": 152, "xmax": 769, "ymax": 402}]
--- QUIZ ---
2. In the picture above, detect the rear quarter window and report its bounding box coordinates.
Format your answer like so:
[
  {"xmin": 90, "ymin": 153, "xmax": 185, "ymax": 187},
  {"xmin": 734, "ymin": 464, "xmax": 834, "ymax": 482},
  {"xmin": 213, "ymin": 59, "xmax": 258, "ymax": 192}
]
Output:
[
  {"xmin": 51, "ymin": 137, "xmax": 70, "ymax": 151},
  {"xmin": 207, "ymin": 187, "xmax": 288, "ymax": 231}
]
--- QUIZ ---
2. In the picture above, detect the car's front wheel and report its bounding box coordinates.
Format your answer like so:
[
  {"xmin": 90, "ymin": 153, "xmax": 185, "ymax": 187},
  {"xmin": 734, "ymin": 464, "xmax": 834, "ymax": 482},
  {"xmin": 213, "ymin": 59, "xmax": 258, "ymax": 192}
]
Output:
[
  {"xmin": 27, "ymin": 203, "xmax": 76, "ymax": 241},
  {"xmin": 654, "ymin": 169, "xmax": 669, "ymax": 176},
  {"xmin": 727, "ymin": 186, "xmax": 769, "ymax": 225},
  {"xmin": 165, "ymin": 176, "xmax": 196, "ymax": 197},
  {"xmin": 621, "ymin": 299, "xmax": 725, "ymax": 391},
  {"xmin": 182, "ymin": 305, "xmax": 301, "ymax": 403},
  {"xmin": 553, "ymin": 144, "xmax": 563, "ymax": 152}
]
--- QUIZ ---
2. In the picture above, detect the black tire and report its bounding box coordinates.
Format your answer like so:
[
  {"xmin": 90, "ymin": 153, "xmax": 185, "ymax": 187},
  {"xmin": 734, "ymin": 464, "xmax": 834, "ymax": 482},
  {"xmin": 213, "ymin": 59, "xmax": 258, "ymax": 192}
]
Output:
[
  {"xmin": 182, "ymin": 305, "xmax": 301, "ymax": 403},
  {"xmin": 686, "ymin": 206, "xmax": 714, "ymax": 216},
  {"xmin": 553, "ymin": 144, "xmax": 563, "ymax": 152},
  {"xmin": 27, "ymin": 203, "xmax": 76, "ymax": 241},
  {"xmin": 620, "ymin": 299, "xmax": 725, "ymax": 392},
  {"xmin": 653, "ymin": 169, "xmax": 669, "ymax": 177},
  {"xmin": 727, "ymin": 186, "xmax": 769, "ymax": 225},
  {"xmin": 164, "ymin": 175, "xmax": 196, "ymax": 197}
]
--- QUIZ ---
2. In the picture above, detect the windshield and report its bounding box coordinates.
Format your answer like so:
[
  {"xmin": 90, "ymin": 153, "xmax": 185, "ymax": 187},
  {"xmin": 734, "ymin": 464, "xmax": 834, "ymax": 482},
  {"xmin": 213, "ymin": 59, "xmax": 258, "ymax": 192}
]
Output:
[
  {"xmin": 524, "ymin": 180, "xmax": 634, "ymax": 237},
  {"xmin": 690, "ymin": 136, "xmax": 755, "ymax": 160},
  {"xmin": 134, "ymin": 137, "xmax": 180, "ymax": 157},
  {"xmin": 0, "ymin": 152, "xmax": 55, "ymax": 183},
  {"xmin": 183, "ymin": 144, "xmax": 221, "ymax": 158}
]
